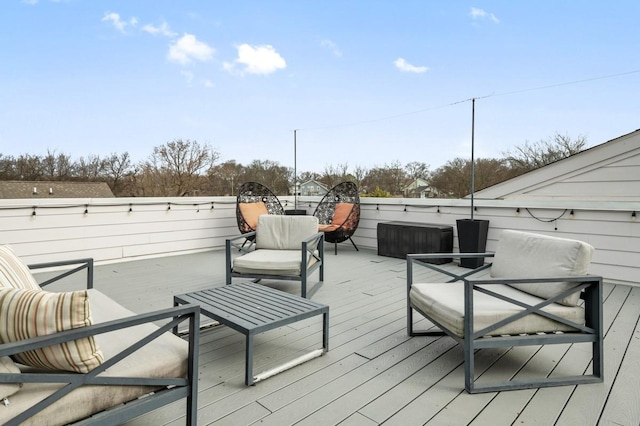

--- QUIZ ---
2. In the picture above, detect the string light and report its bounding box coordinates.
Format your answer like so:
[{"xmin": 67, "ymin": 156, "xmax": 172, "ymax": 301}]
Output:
[
  {"xmin": 31, "ymin": 207, "xmax": 36, "ymax": 217},
  {"xmin": 84, "ymin": 205, "xmax": 89, "ymax": 215},
  {"xmin": 569, "ymin": 209, "xmax": 575, "ymax": 218},
  {"xmin": 516, "ymin": 207, "xmax": 520, "ymax": 215},
  {"xmin": 632, "ymin": 211, "xmax": 637, "ymax": 221}
]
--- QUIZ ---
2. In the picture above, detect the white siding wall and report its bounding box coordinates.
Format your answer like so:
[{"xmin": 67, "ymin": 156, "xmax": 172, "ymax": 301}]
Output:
[{"xmin": 0, "ymin": 196, "xmax": 638, "ymax": 286}]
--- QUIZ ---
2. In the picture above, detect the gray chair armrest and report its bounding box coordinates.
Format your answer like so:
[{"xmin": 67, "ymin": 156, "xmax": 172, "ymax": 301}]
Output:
[
  {"xmin": 28, "ymin": 258, "xmax": 94, "ymax": 289},
  {"xmin": 407, "ymin": 252, "xmax": 494, "ymax": 287}
]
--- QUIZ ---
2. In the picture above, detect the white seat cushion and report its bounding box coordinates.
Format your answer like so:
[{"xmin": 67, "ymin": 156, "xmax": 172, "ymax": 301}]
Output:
[
  {"xmin": 410, "ymin": 282, "xmax": 585, "ymax": 338},
  {"xmin": 490, "ymin": 230, "xmax": 594, "ymax": 306},
  {"xmin": 233, "ymin": 249, "xmax": 318, "ymax": 276}
]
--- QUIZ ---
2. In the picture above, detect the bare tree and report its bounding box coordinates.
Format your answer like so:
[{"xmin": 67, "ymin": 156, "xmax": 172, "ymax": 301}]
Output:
[
  {"xmin": 429, "ymin": 157, "xmax": 511, "ymax": 198},
  {"xmin": 77, "ymin": 155, "xmax": 105, "ymax": 181},
  {"xmin": 0, "ymin": 155, "xmax": 17, "ymax": 180},
  {"xmin": 320, "ymin": 163, "xmax": 350, "ymax": 188},
  {"xmin": 41, "ymin": 150, "xmax": 74, "ymax": 180},
  {"xmin": 388, "ymin": 160, "xmax": 407, "ymax": 196},
  {"xmin": 239, "ymin": 160, "xmax": 290, "ymax": 195},
  {"xmin": 503, "ymin": 132, "xmax": 587, "ymax": 173},
  {"xmin": 351, "ymin": 165, "xmax": 367, "ymax": 190},
  {"xmin": 298, "ymin": 171, "xmax": 322, "ymax": 184},
  {"xmin": 362, "ymin": 161, "xmax": 408, "ymax": 196},
  {"xmin": 14, "ymin": 154, "xmax": 44, "ymax": 181},
  {"xmin": 144, "ymin": 140, "xmax": 219, "ymax": 196},
  {"xmin": 208, "ymin": 160, "xmax": 243, "ymax": 195},
  {"xmin": 405, "ymin": 161, "xmax": 430, "ymax": 180},
  {"xmin": 103, "ymin": 152, "xmax": 133, "ymax": 196}
]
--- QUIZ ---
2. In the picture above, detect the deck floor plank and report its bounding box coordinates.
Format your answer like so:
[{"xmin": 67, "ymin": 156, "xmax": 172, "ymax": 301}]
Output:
[
  {"xmin": 513, "ymin": 283, "xmax": 637, "ymax": 425},
  {"xmin": 598, "ymin": 288, "xmax": 640, "ymax": 426},
  {"xmin": 31, "ymin": 247, "xmax": 637, "ymax": 426}
]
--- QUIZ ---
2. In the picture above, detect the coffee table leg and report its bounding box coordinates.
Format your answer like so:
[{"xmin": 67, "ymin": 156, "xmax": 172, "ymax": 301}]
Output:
[{"xmin": 246, "ymin": 333, "xmax": 254, "ymax": 385}]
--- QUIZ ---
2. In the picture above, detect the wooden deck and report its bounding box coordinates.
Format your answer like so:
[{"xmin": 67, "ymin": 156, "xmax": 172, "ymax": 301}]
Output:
[{"xmin": 40, "ymin": 247, "xmax": 640, "ymax": 425}]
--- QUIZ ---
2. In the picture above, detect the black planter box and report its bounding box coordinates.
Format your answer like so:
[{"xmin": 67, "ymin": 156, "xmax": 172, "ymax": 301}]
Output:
[
  {"xmin": 377, "ymin": 222, "xmax": 453, "ymax": 264},
  {"xmin": 456, "ymin": 219, "xmax": 489, "ymax": 269}
]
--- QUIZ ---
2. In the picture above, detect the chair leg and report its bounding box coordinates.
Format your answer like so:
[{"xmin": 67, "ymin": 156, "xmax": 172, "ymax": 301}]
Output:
[{"xmin": 349, "ymin": 237, "xmax": 359, "ymax": 251}]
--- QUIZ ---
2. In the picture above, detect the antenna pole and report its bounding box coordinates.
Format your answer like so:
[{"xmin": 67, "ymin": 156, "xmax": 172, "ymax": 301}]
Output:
[
  {"xmin": 294, "ymin": 129, "xmax": 297, "ymax": 209},
  {"xmin": 470, "ymin": 98, "xmax": 475, "ymax": 220}
]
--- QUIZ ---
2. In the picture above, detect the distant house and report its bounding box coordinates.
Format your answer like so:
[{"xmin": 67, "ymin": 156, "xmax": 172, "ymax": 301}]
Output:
[
  {"xmin": 297, "ymin": 180, "xmax": 329, "ymax": 197},
  {"xmin": 403, "ymin": 178, "xmax": 435, "ymax": 198},
  {"xmin": 0, "ymin": 181, "xmax": 115, "ymax": 199},
  {"xmin": 474, "ymin": 128, "xmax": 640, "ymax": 202}
]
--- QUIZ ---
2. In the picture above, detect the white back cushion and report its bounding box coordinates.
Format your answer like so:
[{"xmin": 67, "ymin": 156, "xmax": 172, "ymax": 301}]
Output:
[
  {"xmin": 256, "ymin": 215, "xmax": 319, "ymax": 250},
  {"xmin": 490, "ymin": 230, "xmax": 594, "ymax": 306}
]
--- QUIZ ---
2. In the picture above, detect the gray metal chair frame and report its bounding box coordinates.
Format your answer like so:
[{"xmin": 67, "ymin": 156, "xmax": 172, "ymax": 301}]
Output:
[
  {"xmin": 236, "ymin": 181, "xmax": 285, "ymax": 236},
  {"xmin": 225, "ymin": 231, "xmax": 325, "ymax": 298},
  {"xmin": 0, "ymin": 259, "xmax": 200, "ymax": 426},
  {"xmin": 407, "ymin": 252, "xmax": 604, "ymax": 393},
  {"xmin": 313, "ymin": 181, "xmax": 360, "ymax": 254}
]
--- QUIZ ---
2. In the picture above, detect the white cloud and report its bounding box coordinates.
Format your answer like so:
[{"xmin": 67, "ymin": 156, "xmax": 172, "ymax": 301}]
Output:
[
  {"xmin": 320, "ymin": 39, "xmax": 342, "ymax": 57},
  {"xmin": 394, "ymin": 58, "xmax": 428, "ymax": 73},
  {"xmin": 167, "ymin": 33, "xmax": 215, "ymax": 65},
  {"xmin": 142, "ymin": 21, "xmax": 177, "ymax": 37},
  {"xmin": 225, "ymin": 44, "xmax": 286, "ymax": 75},
  {"xmin": 102, "ymin": 12, "xmax": 138, "ymax": 33},
  {"xmin": 470, "ymin": 7, "xmax": 500, "ymax": 24},
  {"xmin": 204, "ymin": 80, "xmax": 215, "ymax": 88}
]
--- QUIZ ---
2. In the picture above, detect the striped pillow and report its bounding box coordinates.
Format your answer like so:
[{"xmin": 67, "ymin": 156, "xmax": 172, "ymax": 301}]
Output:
[
  {"xmin": 0, "ymin": 288, "xmax": 104, "ymax": 373},
  {"xmin": 0, "ymin": 245, "xmax": 41, "ymax": 291}
]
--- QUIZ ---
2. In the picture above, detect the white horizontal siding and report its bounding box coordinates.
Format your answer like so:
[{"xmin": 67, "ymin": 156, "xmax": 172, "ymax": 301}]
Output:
[
  {"xmin": 0, "ymin": 196, "xmax": 638, "ymax": 286},
  {"xmin": 353, "ymin": 198, "xmax": 639, "ymax": 286}
]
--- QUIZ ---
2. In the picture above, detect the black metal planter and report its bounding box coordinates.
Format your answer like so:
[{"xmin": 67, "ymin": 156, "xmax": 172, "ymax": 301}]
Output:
[{"xmin": 456, "ymin": 219, "xmax": 489, "ymax": 269}]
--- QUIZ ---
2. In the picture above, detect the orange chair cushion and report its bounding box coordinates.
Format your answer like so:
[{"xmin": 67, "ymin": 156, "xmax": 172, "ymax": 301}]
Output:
[
  {"xmin": 239, "ymin": 202, "xmax": 268, "ymax": 230},
  {"xmin": 331, "ymin": 203, "xmax": 354, "ymax": 225},
  {"xmin": 318, "ymin": 223, "xmax": 340, "ymax": 232}
]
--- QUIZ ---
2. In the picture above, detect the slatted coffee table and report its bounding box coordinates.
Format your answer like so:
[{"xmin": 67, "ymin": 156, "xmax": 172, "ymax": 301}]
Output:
[{"xmin": 174, "ymin": 282, "xmax": 329, "ymax": 385}]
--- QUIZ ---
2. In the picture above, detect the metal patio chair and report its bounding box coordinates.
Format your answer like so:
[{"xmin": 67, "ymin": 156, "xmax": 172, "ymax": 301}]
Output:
[
  {"xmin": 236, "ymin": 181, "xmax": 285, "ymax": 236},
  {"xmin": 407, "ymin": 230, "xmax": 604, "ymax": 393},
  {"xmin": 313, "ymin": 181, "xmax": 360, "ymax": 254}
]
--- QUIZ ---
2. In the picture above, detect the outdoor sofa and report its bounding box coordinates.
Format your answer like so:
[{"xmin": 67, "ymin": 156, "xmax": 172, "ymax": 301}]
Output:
[{"xmin": 0, "ymin": 245, "xmax": 199, "ymax": 425}]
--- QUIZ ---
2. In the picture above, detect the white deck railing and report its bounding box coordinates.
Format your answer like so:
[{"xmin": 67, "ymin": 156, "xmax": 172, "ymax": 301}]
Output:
[{"xmin": 1, "ymin": 196, "xmax": 637, "ymax": 286}]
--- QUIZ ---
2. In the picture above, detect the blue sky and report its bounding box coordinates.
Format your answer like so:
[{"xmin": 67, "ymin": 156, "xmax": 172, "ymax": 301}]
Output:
[{"xmin": 2, "ymin": 1, "xmax": 639, "ymax": 173}]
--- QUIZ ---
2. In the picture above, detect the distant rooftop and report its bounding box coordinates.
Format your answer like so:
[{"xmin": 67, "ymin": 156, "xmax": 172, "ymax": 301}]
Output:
[{"xmin": 0, "ymin": 181, "xmax": 115, "ymax": 199}]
